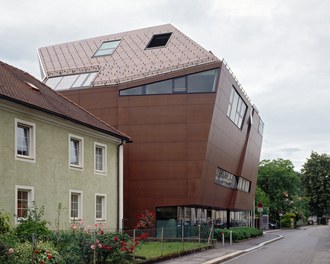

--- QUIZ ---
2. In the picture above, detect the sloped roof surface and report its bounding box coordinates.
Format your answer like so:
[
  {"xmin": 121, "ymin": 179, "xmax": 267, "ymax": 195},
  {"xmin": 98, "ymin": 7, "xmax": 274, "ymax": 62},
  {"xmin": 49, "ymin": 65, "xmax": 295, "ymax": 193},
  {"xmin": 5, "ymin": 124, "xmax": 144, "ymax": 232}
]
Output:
[
  {"xmin": 38, "ymin": 24, "xmax": 220, "ymax": 86},
  {"xmin": 0, "ymin": 61, "xmax": 130, "ymax": 141}
]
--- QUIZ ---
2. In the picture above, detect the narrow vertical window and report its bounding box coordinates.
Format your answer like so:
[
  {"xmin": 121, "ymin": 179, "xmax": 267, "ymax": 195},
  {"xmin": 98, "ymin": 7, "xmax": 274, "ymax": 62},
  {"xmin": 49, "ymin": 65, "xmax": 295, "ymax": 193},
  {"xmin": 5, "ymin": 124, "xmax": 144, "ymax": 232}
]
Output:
[
  {"xmin": 227, "ymin": 87, "xmax": 247, "ymax": 129},
  {"xmin": 70, "ymin": 191, "xmax": 83, "ymax": 220},
  {"xmin": 15, "ymin": 185, "xmax": 34, "ymax": 222},
  {"xmin": 69, "ymin": 135, "xmax": 84, "ymax": 168},
  {"xmin": 94, "ymin": 143, "xmax": 107, "ymax": 174},
  {"xmin": 95, "ymin": 194, "xmax": 106, "ymax": 222},
  {"xmin": 15, "ymin": 119, "xmax": 35, "ymax": 161}
]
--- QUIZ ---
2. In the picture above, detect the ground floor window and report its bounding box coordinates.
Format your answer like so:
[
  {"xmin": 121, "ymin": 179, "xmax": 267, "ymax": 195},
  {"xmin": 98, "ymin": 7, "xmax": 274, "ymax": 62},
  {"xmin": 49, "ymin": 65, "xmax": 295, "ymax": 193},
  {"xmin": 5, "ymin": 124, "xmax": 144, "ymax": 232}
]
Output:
[
  {"xmin": 95, "ymin": 194, "xmax": 106, "ymax": 222},
  {"xmin": 15, "ymin": 185, "xmax": 34, "ymax": 222},
  {"xmin": 156, "ymin": 206, "xmax": 253, "ymax": 228},
  {"xmin": 70, "ymin": 190, "xmax": 83, "ymax": 221}
]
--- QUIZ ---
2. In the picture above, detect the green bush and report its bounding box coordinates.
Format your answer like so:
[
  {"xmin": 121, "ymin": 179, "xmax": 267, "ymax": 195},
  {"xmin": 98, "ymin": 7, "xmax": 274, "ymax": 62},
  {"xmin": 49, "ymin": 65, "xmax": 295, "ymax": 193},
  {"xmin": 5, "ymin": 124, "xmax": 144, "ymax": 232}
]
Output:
[
  {"xmin": 280, "ymin": 212, "xmax": 296, "ymax": 228},
  {"xmin": 214, "ymin": 227, "xmax": 263, "ymax": 242},
  {"xmin": 15, "ymin": 202, "xmax": 50, "ymax": 241},
  {"xmin": 50, "ymin": 223, "xmax": 136, "ymax": 264},
  {"xmin": 6, "ymin": 240, "xmax": 64, "ymax": 264},
  {"xmin": 0, "ymin": 210, "xmax": 11, "ymax": 234}
]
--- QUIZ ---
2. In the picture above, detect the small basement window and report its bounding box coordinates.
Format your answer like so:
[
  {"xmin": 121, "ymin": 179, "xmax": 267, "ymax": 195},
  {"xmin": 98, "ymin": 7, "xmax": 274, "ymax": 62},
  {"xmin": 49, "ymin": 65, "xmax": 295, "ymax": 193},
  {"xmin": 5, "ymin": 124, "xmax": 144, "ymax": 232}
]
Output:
[{"xmin": 146, "ymin": 33, "xmax": 172, "ymax": 48}]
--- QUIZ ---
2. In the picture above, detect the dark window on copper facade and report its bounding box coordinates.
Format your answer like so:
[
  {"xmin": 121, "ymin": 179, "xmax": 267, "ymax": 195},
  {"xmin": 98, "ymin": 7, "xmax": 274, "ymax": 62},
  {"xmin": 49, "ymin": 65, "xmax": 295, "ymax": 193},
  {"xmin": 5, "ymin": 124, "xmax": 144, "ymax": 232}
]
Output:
[
  {"xmin": 147, "ymin": 33, "xmax": 172, "ymax": 48},
  {"xmin": 119, "ymin": 69, "xmax": 218, "ymax": 96},
  {"xmin": 227, "ymin": 87, "xmax": 247, "ymax": 129},
  {"xmin": 215, "ymin": 168, "xmax": 237, "ymax": 189},
  {"xmin": 215, "ymin": 167, "xmax": 251, "ymax": 193}
]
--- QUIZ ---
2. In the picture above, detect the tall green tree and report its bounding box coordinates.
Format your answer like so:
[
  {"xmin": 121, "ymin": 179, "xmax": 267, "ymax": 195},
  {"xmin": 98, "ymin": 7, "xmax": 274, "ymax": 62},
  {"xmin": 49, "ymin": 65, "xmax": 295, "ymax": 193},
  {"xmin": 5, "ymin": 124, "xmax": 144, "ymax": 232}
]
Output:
[
  {"xmin": 257, "ymin": 159, "xmax": 299, "ymax": 221},
  {"xmin": 301, "ymin": 152, "xmax": 330, "ymax": 217}
]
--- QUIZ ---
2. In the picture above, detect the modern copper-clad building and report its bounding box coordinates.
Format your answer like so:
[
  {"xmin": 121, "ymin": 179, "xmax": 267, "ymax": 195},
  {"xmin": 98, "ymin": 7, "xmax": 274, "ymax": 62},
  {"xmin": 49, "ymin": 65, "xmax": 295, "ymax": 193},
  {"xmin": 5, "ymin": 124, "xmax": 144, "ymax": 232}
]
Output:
[{"xmin": 38, "ymin": 24, "xmax": 263, "ymax": 229}]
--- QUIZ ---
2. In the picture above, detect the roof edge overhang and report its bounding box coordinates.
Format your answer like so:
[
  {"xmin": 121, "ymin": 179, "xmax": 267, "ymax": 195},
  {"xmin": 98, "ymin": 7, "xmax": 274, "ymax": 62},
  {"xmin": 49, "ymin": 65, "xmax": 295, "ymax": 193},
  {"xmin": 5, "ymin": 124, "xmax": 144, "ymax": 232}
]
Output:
[{"xmin": 0, "ymin": 94, "xmax": 131, "ymax": 143}]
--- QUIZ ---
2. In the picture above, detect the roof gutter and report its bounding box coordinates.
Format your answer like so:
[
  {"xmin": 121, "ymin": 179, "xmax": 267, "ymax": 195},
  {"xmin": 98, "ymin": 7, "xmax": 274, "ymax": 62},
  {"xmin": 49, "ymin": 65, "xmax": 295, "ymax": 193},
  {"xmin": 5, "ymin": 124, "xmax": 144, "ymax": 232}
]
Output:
[{"xmin": 117, "ymin": 139, "xmax": 124, "ymax": 232}]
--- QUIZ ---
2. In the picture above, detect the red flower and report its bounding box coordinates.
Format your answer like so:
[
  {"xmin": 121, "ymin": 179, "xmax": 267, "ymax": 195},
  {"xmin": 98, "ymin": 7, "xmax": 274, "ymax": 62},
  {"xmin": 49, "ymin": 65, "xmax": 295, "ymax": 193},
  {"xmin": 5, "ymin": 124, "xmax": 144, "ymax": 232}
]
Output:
[
  {"xmin": 121, "ymin": 247, "xmax": 126, "ymax": 251},
  {"xmin": 106, "ymin": 245, "xmax": 111, "ymax": 251},
  {"xmin": 120, "ymin": 241, "xmax": 126, "ymax": 247},
  {"xmin": 47, "ymin": 254, "xmax": 53, "ymax": 260},
  {"xmin": 139, "ymin": 232, "xmax": 149, "ymax": 240},
  {"xmin": 114, "ymin": 236, "xmax": 119, "ymax": 242}
]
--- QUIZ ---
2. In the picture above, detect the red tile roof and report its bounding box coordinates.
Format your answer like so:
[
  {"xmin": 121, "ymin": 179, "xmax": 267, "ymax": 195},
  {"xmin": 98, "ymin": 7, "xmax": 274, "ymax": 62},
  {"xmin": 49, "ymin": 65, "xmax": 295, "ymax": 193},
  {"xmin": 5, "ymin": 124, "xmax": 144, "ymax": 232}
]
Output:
[
  {"xmin": 0, "ymin": 60, "xmax": 130, "ymax": 141},
  {"xmin": 38, "ymin": 24, "xmax": 220, "ymax": 87}
]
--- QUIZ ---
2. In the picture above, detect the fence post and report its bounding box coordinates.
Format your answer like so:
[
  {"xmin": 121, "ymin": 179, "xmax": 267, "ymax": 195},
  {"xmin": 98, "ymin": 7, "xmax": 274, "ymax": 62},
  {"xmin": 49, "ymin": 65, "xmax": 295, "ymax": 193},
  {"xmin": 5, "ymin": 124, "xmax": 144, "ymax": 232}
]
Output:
[
  {"xmin": 222, "ymin": 232, "xmax": 225, "ymax": 247},
  {"xmin": 93, "ymin": 231, "xmax": 96, "ymax": 264},
  {"xmin": 133, "ymin": 229, "xmax": 136, "ymax": 262},
  {"xmin": 230, "ymin": 230, "xmax": 232, "ymax": 245},
  {"xmin": 31, "ymin": 233, "xmax": 36, "ymax": 263},
  {"xmin": 181, "ymin": 223, "xmax": 184, "ymax": 251},
  {"xmin": 161, "ymin": 227, "xmax": 164, "ymax": 257},
  {"xmin": 207, "ymin": 224, "xmax": 214, "ymax": 245},
  {"xmin": 198, "ymin": 225, "xmax": 201, "ymax": 246}
]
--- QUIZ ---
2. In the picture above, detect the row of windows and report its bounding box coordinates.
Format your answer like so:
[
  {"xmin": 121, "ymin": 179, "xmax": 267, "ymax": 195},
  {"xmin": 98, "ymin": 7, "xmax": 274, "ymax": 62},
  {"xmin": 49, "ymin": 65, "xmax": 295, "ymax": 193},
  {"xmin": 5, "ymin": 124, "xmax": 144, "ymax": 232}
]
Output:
[
  {"xmin": 226, "ymin": 87, "xmax": 264, "ymax": 135},
  {"xmin": 119, "ymin": 69, "xmax": 218, "ymax": 96},
  {"xmin": 15, "ymin": 185, "xmax": 107, "ymax": 223},
  {"xmin": 15, "ymin": 119, "xmax": 107, "ymax": 174},
  {"xmin": 215, "ymin": 167, "xmax": 251, "ymax": 193},
  {"xmin": 45, "ymin": 72, "xmax": 98, "ymax": 91}
]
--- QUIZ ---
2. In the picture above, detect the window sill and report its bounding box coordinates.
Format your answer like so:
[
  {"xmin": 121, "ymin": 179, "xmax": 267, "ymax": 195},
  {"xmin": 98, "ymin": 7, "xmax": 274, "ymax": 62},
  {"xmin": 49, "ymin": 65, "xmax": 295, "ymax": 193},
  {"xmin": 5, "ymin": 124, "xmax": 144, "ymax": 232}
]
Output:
[
  {"xmin": 16, "ymin": 155, "xmax": 35, "ymax": 162},
  {"xmin": 70, "ymin": 164, "xmax": 83, "ymax": 170},
  {"xmin": 94, "ymin": 170, "xmax": 107, "ymax": 175}
]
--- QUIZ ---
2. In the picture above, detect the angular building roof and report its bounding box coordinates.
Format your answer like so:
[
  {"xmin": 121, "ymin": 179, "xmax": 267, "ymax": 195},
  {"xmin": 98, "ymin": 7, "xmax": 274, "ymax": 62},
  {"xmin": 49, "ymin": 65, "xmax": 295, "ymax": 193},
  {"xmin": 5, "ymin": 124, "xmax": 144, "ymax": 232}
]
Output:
[
  {"xmin": 0, "ymin": 61, "xmax": 130, "ymax": 141},
  {"xmin": 38, "ymin": 24, "xmax": 220, "ymax": 88}
]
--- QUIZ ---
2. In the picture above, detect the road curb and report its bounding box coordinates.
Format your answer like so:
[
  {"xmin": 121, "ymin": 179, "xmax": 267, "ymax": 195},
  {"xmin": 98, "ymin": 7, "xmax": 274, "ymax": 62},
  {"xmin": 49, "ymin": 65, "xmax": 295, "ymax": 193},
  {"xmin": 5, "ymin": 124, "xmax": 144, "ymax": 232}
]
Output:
[{"xmin": 202, "ymin": 234, "xmax": 283, "ymax": 264}]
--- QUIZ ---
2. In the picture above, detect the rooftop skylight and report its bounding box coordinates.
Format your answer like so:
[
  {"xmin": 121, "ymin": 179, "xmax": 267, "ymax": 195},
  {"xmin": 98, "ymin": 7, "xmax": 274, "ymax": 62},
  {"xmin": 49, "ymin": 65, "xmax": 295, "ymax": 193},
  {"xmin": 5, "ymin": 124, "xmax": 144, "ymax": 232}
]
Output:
[
  {"xmin": 146, "ymin": 33, "xmax": 172, "ymax": 48},
  {"xmin": 45, "ymin": 72, "xmax": 98, "ymax": 91},
  {"xmin": 93, "ymin": 40, "xmax": 121, "ymax": 57}
]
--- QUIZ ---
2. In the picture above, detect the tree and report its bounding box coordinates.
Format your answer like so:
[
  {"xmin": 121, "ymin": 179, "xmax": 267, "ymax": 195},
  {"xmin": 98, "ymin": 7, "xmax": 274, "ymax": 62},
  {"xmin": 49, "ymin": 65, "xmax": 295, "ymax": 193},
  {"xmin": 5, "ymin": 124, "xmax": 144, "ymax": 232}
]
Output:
[
  {"xmin": 254, "ymin": 186, "xmax": 270, "ymax": 214},
  {"xmin": 301, "ymin": 152, "xmax": 330, "ymax": 217},
  {"xmin": 257, "ymin": 159, "xmax": 299, "ymax": 222}
]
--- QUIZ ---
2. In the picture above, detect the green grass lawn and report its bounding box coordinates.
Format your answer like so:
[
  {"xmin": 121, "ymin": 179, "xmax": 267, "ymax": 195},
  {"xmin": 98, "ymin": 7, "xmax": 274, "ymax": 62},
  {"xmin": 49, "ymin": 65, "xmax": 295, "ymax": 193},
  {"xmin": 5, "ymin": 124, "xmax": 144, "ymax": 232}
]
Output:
[{"xmin": 134, "ymin": 241, "xmax": 209, "ymax": 260}]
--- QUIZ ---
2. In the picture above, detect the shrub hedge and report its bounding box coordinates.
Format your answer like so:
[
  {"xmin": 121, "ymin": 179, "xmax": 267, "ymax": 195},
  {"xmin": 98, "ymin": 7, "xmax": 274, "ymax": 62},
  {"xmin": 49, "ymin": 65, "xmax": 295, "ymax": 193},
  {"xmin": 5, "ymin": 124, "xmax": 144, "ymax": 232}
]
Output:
[{"xmin": 214, "ymin": 227, "xmax": 263, "ymax": 242}]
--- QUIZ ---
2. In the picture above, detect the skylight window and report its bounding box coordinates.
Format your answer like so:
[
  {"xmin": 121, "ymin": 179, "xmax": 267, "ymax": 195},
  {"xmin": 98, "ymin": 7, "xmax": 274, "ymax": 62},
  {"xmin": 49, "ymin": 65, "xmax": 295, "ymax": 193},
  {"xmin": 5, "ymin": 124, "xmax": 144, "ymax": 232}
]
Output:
[
  {"xmin": 93, "ymin": 40, "xmax": 120, "ymax": 57},
  {"xmin": 45, "ymin": 72, "xmax": 98, "ymax": 91},
  {"xmin": 146, "ymin": 33, "xmax": 172, "ymax": 48}
]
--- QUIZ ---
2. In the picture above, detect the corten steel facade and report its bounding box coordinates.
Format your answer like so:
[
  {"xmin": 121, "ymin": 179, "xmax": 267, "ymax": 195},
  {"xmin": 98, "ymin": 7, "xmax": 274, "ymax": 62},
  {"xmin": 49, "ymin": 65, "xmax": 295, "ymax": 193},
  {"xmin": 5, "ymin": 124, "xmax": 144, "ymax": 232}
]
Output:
[{"xmin": 38, "ymin": 24, "xmax": 263, "ymax": 229}]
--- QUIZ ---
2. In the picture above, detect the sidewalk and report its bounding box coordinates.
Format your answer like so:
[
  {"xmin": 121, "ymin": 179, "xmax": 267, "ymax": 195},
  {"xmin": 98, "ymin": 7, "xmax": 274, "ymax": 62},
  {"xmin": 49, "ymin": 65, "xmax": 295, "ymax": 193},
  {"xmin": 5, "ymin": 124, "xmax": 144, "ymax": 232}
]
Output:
[{"xmin": 158, "ymin": 231, "xmax": 283, "ymax": 264}]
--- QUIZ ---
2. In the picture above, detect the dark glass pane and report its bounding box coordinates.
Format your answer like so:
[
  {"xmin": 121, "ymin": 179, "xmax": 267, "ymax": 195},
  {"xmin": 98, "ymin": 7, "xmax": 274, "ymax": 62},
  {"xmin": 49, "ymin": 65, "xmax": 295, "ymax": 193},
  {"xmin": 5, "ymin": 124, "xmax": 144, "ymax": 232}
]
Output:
[
  {"xmin": 173, "ymin": 77, "xmax": 186, "ymax": 93},
  {"xmin": 146, "ymin": 80, "xmax": 172, "ymax": 94},
  {"xmin": 147, "ymin": 33, "xmax": 172, "ymax": 48},
  {"xmin": 120, "ymin": 86, "xmax": 143, "ymax": 96},
  {"xmin": 187, "ymin": 69, "xmax": 217, "ymax": 93}
]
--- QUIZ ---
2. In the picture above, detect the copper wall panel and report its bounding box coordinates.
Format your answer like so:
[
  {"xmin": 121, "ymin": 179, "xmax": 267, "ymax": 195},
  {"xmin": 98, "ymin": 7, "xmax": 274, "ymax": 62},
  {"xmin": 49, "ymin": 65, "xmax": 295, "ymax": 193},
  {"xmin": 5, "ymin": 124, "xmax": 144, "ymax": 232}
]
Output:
[{"xmin": 60, "ymin": 63, "xmax": 263, "ymax": 228}]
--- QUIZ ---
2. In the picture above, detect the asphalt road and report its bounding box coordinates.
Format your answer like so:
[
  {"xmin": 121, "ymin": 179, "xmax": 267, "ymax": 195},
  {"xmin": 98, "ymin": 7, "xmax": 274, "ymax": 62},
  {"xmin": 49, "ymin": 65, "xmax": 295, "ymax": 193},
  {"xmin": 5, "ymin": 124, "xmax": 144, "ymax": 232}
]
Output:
[{"xmin": 224, "ymin": 225, "xmax": 330, "ymax": 264}]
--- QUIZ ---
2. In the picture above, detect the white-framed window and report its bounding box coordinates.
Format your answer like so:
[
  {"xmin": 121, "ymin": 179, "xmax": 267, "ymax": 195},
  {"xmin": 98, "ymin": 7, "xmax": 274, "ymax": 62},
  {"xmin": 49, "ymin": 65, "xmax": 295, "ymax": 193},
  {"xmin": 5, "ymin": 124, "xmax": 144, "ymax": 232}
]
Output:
[
  {"xmin": 95, "ymin": 194, "xmax": 107, "ymax": 222},
  {"xmin": 15, "ymin": 185, "xmax": 34, "ymax": 223},
  {"xmin": 69, "ymin": 134, "xmax": 84, "ymax": 168},
  {"xmin": 15, "ymin": 119, "xmax": 36, "ymax": 162},
  {"xmin": 94, "ymin": 142, "xmax": 107, "ymax": 174},
  {"xmin": 227, "ymin": 87, "xmax": 247, "ymax": 129},
  {"xmin": 69, "ymin": 190, "xmax": 83, "ymax": 221}
]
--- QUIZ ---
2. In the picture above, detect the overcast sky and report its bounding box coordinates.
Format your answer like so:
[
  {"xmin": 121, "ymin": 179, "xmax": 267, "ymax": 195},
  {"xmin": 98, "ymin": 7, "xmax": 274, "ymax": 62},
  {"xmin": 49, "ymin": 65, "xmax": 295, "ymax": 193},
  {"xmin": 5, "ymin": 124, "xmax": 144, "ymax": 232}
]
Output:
[{"xmin": 1, "ymin": 0, "xmax": 329, "ymax": 171}]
